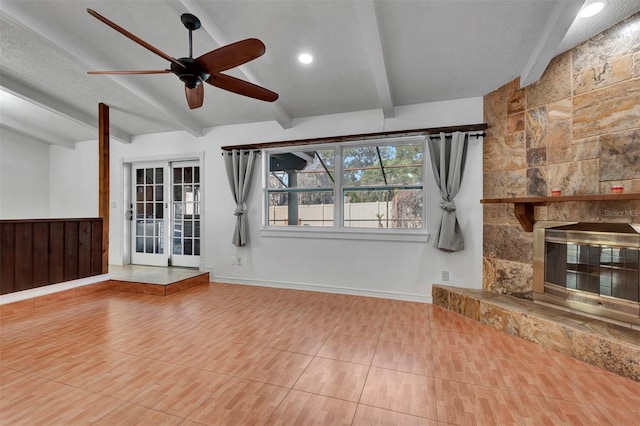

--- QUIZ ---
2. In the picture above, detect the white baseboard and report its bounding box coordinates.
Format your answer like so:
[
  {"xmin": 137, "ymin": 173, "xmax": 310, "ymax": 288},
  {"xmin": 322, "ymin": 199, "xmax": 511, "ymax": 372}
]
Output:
[
  {"xmin": 213, "ymin": 275, "xmax": 433, "ymax": 304},
  {"xmin": 0, "ymin": 274, "xmax": 110, "ymax": 305}
]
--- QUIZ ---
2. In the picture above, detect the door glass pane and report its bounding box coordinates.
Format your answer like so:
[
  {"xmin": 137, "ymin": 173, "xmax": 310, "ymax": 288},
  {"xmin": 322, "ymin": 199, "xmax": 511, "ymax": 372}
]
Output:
[
  {"xmin": 134, "ymin": 166, "xmax": 165, "ymax": 254},
  {"xmin": 174, "ymin": 203, "xmax": 183, "ymax": 220},
  {"xmin": 144, "ymin": 237, "xmax": 152, "ymax": 253},
  {"xmin": 171, "ymin": 163, "xmax": 201, "ymax": 259},
  {"xmin": 157, "ymin": 222, "xmax": 164, "ymax": 254}
]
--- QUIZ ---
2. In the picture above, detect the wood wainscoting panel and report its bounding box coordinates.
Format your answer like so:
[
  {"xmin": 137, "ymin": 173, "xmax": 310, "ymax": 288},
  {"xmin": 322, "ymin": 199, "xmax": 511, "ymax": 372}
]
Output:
[{"xmin": 0, "ymin": 218, "xmax": 103, "ymax": 295}]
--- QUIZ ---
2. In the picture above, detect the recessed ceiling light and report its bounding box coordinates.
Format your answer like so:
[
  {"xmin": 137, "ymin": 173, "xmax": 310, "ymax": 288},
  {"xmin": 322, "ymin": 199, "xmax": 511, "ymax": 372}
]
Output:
[
  {"xmin": 298, "ymin": 53, "xmax": 313, "ymax": 64},
  {"xmin": 579, "ymin": 1, "xmax": 605, "ymax": 18}
]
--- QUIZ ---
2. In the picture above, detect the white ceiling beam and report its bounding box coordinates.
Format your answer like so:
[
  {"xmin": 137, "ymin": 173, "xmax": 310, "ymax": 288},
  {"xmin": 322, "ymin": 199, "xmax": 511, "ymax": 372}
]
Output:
[
  {"xmin": 0, "ymin": 5, "xmax": 204, "ymax": 137},
  {"xmin": 1, "ymin": 121, "xmax": 75, "ymax": 150},
  {"xmin": 179, "ymin": 0, "xmax": 292, "ymax": 129},
  {"xmin": 520, "ymin": 0, "xmax": 585, "ymax": 87},
  {"xmin": 1, "ymin": 74, "xmax": 131, "ymax": 145},
  {"xmin": 355, "ymin": 0, "xmax": 395, "ymax": 119}
]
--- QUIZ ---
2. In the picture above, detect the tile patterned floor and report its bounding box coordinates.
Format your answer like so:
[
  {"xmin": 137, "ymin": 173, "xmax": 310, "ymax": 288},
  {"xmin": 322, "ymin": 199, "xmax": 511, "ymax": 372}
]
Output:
[{"xmin": 1, "ymin": 282, "xmax": 639, "ymax": 425}]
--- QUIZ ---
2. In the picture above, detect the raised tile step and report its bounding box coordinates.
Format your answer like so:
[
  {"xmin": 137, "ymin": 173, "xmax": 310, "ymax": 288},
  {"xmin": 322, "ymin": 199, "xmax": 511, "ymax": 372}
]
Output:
[
  {"xmin": 109, "ymin": 272, "xmax": 210, "ymax": 296},
  {"xmin": 432, "ymin": 285, "xmax": 640, "ymax": 382},
  {"xmin": 0, "ymin": 273, "xmax": 210, "ymax": 317}
]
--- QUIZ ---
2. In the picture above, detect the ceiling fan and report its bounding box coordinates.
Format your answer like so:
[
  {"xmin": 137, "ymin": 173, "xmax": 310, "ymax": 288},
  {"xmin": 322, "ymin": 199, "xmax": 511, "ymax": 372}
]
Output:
[{"xmin": 86, "ymin": 8, "xmax": 278, "ymax": 109}]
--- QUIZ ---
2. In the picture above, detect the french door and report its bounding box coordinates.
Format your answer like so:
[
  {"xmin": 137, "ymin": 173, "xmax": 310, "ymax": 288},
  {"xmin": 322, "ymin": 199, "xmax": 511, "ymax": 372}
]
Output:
[
  {"xmin": 170, "ymin": 161, "xmax": 202, "ymax": 268},
  {"xmin": 130, "ymin": 161, "xmax": 201, "ymax": 268}
]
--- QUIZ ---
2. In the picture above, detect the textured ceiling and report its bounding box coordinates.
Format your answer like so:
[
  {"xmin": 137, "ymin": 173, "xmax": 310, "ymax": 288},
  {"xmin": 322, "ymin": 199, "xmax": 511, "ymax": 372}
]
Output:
[{"xmin": 1, "ymin": 0, "xmax": 639, "ymax": 148}]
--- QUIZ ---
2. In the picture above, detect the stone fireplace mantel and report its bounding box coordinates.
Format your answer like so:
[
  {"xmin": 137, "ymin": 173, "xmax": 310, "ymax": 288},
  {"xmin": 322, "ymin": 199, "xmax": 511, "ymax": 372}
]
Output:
[{"xmin": 481, "ymin": 193, "xmax": 640, "ymax": 232}]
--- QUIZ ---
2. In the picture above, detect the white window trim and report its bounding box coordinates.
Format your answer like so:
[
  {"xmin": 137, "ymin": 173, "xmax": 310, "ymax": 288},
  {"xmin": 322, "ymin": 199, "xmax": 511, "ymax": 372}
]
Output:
[
  {"xmin": 260, "ymin": 226, "xmax": 430, "ymax": 242},
  {"xmin": 261, "ymin": 136, "xmax": 429, "ymax": 242}
]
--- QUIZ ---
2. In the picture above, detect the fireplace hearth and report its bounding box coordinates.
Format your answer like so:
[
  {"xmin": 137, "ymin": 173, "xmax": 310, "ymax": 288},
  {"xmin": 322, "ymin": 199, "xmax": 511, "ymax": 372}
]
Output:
[{"xmin": 533, "ymin": 222, "xmax": 640, "ymax": 327}]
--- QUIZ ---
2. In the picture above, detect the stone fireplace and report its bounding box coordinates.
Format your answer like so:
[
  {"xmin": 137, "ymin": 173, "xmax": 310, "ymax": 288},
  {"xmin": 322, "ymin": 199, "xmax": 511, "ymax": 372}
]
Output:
[
  {"xmin": 482, "ymin": 12, "xmax": 640, "ymax": 302},
  {"xmin": 441, "ymin": 12, "xmax": 640, "ymax": 382},
  {"xmin": 533, "ymin": 222, "xmax": 640, "ymax": 327}
]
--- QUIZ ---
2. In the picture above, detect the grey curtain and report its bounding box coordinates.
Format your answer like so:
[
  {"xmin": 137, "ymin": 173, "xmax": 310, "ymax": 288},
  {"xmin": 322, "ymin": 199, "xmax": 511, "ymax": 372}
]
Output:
[
  {"xmin": 224, "ymin": 149, "xmax": 258, "ymax": 247},
  {"xmin": 427, "ymin": 131, "xmax": 468, "ymax": 252}
]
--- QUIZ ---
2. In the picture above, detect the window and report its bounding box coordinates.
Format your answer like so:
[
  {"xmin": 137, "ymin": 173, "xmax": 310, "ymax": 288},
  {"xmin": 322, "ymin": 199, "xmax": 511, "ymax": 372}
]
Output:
[
  {"xmin": 267, "ymin": 149, "xmax": 335, "ymax": 227},
  {"xmin": 342, "ymin": 141, "xmax": 424, "ymax": 228},
  {"xmin": 265, "ymin": 137, "xmax": 426, "ymax": 233}
]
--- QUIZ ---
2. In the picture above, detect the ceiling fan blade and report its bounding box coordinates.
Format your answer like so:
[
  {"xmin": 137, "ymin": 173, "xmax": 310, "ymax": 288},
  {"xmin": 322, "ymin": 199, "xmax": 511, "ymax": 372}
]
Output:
[
  {"xmin": 86, "ymin": 8, "xmax": 185, "ymax": 69},
  {"xmin": 185, "ymin": 84, "xmax": 204, "ymax": 109},
  {"xmin": 207, "ymin": 73, "xmax": 278, "ymax": 102},
  {"xmin": 196, "ymin": 38, "xmax": 266, "ymax": 74},
  {"xmin": 88, "ymin": 70, "xmax": 171, "ymax": 75}
]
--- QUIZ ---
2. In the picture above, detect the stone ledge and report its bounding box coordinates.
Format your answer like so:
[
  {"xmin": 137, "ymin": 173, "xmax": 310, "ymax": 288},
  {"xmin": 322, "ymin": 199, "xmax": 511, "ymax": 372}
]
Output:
[{"xmin": 432, "ymin": 285, "xmax": 640, "ymax": 382}]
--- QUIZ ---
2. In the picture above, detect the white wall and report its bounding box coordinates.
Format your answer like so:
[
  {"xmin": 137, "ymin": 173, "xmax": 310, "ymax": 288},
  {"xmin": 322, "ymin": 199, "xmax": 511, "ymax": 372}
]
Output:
[
  {"xmin": 0, "ymin": 129, "xmax": 50, "ymax": 219},
  {"xmin": 49, "ymin": 140, "xmax": 98, "ymax": 218},
  {"xmin": 0, "ymin": 131, "xmax": 98, "ymax": 220},
  {"xmin": 105, "ymin": 98, "xmax": 484, "ymax": 301}
]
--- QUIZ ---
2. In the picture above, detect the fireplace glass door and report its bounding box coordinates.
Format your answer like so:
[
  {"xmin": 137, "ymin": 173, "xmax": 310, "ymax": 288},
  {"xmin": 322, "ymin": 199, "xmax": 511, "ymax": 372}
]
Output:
[{"xmin": 545, "ymin": 242, "xmax": 639, "ymax": 303}]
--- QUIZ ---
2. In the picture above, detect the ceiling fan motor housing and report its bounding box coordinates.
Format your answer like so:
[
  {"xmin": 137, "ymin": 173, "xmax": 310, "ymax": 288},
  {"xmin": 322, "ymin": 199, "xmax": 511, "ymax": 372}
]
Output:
[{"xmin": 172, "ymin": 57, "xmax": 210, "ymax": 88}]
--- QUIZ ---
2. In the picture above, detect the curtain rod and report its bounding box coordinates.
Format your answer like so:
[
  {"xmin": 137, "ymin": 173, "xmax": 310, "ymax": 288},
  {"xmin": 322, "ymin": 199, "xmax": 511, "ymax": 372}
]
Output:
[
  {"xmin": 220, "ymin": 123, "xmax": 487, "ymax": 151},
  {"xmin": 221, "ymin": 150, "xmax": 261, "ymax": 156},
  {"xmin": 469, "ymin": 132, "xmax": 486, "ymax": 139}
]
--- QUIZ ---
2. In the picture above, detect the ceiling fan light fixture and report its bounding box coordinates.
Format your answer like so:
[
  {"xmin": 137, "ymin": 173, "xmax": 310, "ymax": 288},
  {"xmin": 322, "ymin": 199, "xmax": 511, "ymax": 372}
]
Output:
[
  {"xmin": 182, "ymin": 76, "xmax": 202, "ymax": 89},
  {"xmin": 579, "ymin": 1, "xmax": 605, "ymax": 18},
  {"xmin": 298, "ymin": 53, "xmax": 313, "ymax": 64}
]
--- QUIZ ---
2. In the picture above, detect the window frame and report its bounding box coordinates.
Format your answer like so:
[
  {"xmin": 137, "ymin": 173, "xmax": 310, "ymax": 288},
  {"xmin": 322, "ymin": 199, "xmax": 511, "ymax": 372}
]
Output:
[
  {"xmin": 261, "ymin": 136, "xmax": 429, "ymax": 242},
  {"xmin": 265, "ymin": 145, "xmax": 337, "ymax": 228}
]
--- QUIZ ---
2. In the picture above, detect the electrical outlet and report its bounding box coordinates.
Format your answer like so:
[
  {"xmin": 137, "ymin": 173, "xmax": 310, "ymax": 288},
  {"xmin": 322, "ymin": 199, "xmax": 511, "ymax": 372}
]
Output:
[
  {"xmin": 236, "ymin": 257, "xmax": 242, "ymax": 266},
  {"xmin": 441, "ymin": 270, "xmax": 450, "ymax": 281}
]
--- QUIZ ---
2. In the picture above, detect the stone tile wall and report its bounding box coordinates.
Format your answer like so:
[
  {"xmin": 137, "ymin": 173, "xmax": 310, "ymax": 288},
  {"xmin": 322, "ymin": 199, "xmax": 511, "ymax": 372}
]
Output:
[{"xmin": 483, "ymin": 13, "xmax": 640, "ymax": 297}]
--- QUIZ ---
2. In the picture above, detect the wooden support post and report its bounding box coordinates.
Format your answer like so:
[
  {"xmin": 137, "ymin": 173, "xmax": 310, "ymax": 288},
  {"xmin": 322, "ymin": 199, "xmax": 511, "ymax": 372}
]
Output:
[{"xmin": 98, "ymin": 103, "xmax": 110, "ymax": 273}]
